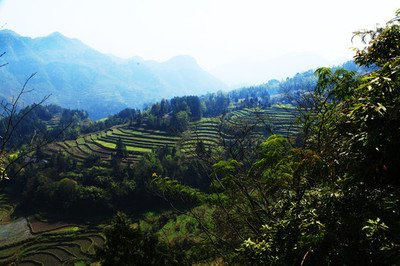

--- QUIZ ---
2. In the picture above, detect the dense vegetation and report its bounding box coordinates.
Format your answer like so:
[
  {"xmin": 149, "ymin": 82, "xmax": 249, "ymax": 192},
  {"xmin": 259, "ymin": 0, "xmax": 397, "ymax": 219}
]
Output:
[
  {"xmin": 1, "ymin": 9, "xmax": 400, "ymax": 266},
  {"xmin": 147, "ymin": 11, "xmax": 400, "ymax": 264}
]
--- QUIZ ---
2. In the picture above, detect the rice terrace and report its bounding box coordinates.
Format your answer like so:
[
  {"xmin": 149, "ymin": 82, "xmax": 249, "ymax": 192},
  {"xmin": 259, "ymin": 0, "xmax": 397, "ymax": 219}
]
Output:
[
  {"xmin": 1, "ymin": 2, "xmax": 399, "ymax": 264},
  {"xmin": 45, "ymin": 107, "xmax": 300, "ymax": 163}
]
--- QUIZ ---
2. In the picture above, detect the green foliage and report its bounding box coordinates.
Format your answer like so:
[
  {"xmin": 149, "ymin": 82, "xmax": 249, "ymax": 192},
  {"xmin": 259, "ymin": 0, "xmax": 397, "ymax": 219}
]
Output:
[
  {"xmin": 143, "ymin": 95, "xmax": 205, "ymax": 133},
  {"xmin": 172, "ymin": 111, "xmax": 190, "ymax": 133},
  {"xmin": 362, "ymin": 217, "xmax": 397, "ymax": 254},
  {"xmin": 96, "ymin": 212, "xmax": 184, "ymax": 265},
  {"xmin": 235, "ymin": 11, "xmax": 400, "ymax": 265},
  {"xmin": 157, "ymin": 206, "xmax": 216, "ymax": 262},
  {"xmin": 213, "ymin": 159, "xmax": 242, "ymax": 178},
  {"xmin": 0, "ymin": 153, "xmax": 7, "ymax": 180},
  {"xmin": 147, "ymin": 11, "xmax": 400, "ymax": 264},
  {"xmin": 3, "ymin": 10, "xmax": 400, "ymax": 265},
  {"xmin": 151, "ymin": 174, "xmax": 225, "ymax": 205},
  {"xmin": 252, "ymin": 134, "xmax": 291, "ymax": 169},
  {"xmin": 115, "ymin": 137, "xmax": 127, "ymax": 159},
  {"xmin": 212, "ymin": 159, "xmax": 242, "ymax": 189},
  {"xmin": 227, "ymin": 140, "xmax": 324, "ymax": 264},
  {"xmin": 354, "ymin": 10, "xmax": 400, "ymax": 67}
]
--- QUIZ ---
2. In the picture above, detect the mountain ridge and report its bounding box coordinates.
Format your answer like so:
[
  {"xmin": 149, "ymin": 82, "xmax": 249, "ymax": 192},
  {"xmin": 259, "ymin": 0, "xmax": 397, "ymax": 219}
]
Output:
[{"xmin": 0, "ymin": 29, "xmax": 226, "ymax": 119}]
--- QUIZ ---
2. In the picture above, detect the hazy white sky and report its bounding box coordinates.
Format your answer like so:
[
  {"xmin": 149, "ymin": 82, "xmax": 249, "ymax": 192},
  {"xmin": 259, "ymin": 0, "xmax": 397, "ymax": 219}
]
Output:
[{"xmin": 0, "ymin": 0, "xmax": 398, "ymax": 84}]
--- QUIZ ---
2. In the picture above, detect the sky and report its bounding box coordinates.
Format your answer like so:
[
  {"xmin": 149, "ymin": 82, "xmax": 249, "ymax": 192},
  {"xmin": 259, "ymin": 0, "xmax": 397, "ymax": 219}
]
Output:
[{"xmin": 0, "ymin": 0, "xmax": 399, "ymax": 86}]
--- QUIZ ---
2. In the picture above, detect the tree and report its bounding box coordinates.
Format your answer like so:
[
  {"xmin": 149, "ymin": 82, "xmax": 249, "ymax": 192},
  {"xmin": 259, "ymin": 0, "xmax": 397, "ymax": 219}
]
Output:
[
  {"xmin": 115, "ymin": 137, "xmax": 127, "ymax": 159},
  {"xmin": 237, "ymin": 10, "xmax": 400, "ymax": 264},
  {"xmin": 151, "ymin": 10, "xmax": 400, "ymax": 264},
  {"xmin": 349, "ymin": 9, "xmax": 400, "ymax": 183},
  {"xmin": 0, "ymin": 52, "xmax": 72, "ymax": 181},
  {"xmin": 96, "ymin": 212, "xmax": 183, "ymax": 265},
  {"xmin": 171, "ymin": 111, "xmax": 189, "ymax": 133}
]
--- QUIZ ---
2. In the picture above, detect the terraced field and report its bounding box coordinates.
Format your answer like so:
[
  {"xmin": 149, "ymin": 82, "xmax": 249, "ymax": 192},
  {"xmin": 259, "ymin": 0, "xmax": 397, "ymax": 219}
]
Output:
[
  {"xmin": 0, "ymin": 108, "xmax": 301, "ymax": 264},
  {"xmin": 45, "ymin": 116, "xmax": 61, "ymax": 131},
  {"xmin": 0, "ymin": 216, "xmax": 104, "ymax": 265},
  {"xmin": 0, "ymin": 194, "xmax": 14, "ymax": 224},
  {"xmin": 0, "ymin": 231, "xmax": 105, "ymax": 265},
  {"xmin": 0, "ymin": 195, "xmax": 104, "ymax": 265},
  {"xmin": 227, "ymin": 107, "xmax": 301, "ymax": 137},
  {"xmin": 46, "ymin": 107, "xmax": 300, "ymax": 163},
  {"xmin": 180, "ymin": 107, "xmax": 301, "ymax": 153},
  {"xmin": 46, "ymin": 125, "xmax": 180, "ymax": 163},
  {"xmin": 179, "ymin": 118, "xmax": 222, "ymax": 153}
]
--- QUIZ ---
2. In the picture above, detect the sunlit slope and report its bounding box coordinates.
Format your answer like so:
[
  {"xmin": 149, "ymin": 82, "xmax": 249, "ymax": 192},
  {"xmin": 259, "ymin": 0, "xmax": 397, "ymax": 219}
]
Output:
[
  {"xmin": 46, "ymin": 126, "xmax": 179, "ymax": 163},
  {"xmin": 180, "ymin": 107, "xmax": 300, "ymax": 153},
  {"xmin": 46, "ymin": 107, "xmax": 300, "ymax": 163}
]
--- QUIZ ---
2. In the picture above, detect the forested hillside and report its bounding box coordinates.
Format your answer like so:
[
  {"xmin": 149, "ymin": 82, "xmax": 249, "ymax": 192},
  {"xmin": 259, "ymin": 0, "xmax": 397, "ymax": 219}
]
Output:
[{"xmin": 0, "ymin": 9, "xmax": 400, "ymax": 266}]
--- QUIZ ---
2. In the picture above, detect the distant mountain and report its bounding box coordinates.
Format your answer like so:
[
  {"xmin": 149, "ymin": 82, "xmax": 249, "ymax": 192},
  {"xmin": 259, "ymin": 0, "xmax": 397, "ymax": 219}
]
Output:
[{"xmin": 0, "ymin": 30, "xmax": 226, "ymax": 119}]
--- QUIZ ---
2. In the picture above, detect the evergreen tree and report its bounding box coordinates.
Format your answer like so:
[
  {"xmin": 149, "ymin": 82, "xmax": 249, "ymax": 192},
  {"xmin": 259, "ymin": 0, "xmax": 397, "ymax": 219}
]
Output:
[{"xmin": 115, "ymin": 137, "xmax": 127, "ymax": 159}]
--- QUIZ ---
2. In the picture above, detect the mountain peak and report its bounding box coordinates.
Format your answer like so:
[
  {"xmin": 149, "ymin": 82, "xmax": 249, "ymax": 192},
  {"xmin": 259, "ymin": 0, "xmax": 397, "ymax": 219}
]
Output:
[
  {"xmin": 163, "ymin": 55, "xmax": 199, "ymax": 69},
  {"xmin": 0, "ymin": 31, "xmax": 225, "ymax": 119},
  {"xmin": 32, "ymin": 31, "xmax": 90, "ymax": 53},
  {"xmin": 37, "ymin": 31, "xmax": 73, "ymax": 43},
  {"xmin": 47, "ymin": 31, "xmax": 67, "ymax": 39},
  {"xmin": 0, "ymin": 29, "xmax": 21, "ymax": 37}
]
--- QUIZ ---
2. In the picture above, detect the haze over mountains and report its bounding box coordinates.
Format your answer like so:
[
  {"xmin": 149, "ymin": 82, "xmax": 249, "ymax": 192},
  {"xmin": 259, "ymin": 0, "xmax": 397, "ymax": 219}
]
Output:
[
  {"xmin": 211, "ymin": 52, "xmax": 341, "ymax": 88},
  {"xmin": 0, "ymin": 30, "xmax": 226, "ymax": 119}
]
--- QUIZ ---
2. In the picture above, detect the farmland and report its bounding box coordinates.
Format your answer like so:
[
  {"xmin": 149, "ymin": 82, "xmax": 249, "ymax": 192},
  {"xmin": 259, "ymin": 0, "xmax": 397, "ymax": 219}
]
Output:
[
  {"xmin": 46, "ymin": 126, "xmax": 180, "ymax": 164},
  {"xmin": 180, "ymin": 107, "xmax": 301, "ymax": 153},
  {"xmin": 45, "ymin": 107, "xmax": 300, "ymax": 163},
  {"xmin": 0, "ymin": 190, "xmax": 104, "ymax": 265},
  {"xmin": 0, "ymin": 215, "xmax": 104, "ymax": 265}
]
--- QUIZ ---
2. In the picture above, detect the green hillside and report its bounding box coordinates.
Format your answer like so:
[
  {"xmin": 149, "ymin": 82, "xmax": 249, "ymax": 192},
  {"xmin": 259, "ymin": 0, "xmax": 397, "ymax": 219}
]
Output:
[
  {"xmin": 46, "ymin": 126, "xmax": 180, "ymax": 163},
  {"xmin": 45, "ymin": 107, "xmax": 300, "ymax": 163}
]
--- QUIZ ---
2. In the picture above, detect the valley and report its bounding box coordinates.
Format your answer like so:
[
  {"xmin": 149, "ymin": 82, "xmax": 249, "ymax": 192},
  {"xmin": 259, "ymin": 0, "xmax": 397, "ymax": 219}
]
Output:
[
  {"xmin": 0, "ymin": 103, "xmax": 301, "ymax": 265},
  {"xmin": 0, "ymin": 4, "xmax": 399, "ymax": 264}
]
